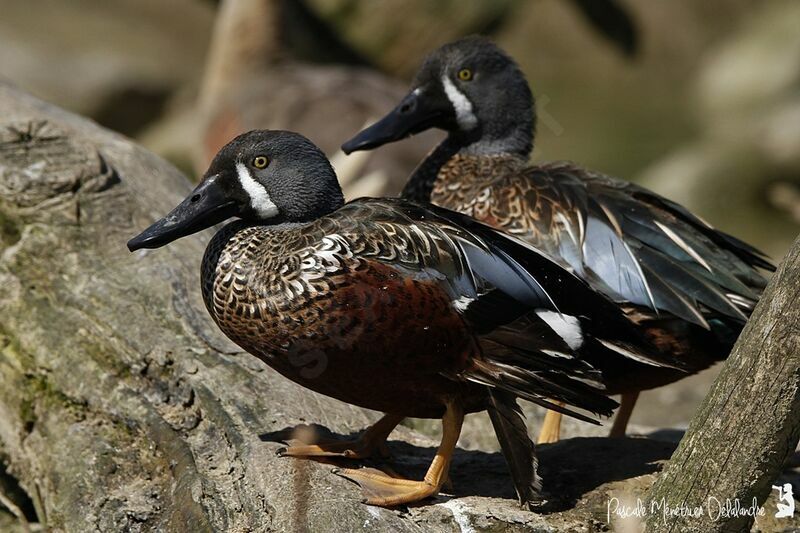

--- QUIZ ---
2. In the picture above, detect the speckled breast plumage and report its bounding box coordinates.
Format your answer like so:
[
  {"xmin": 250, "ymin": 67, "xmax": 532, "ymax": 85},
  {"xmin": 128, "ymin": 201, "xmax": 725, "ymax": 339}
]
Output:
[
  {"xmin": 431, "ymin": 154, "xmax": 582, "ymax": 256},
  {"xmin": 199, "ymin": 211, "xmax": 486, "ymax": 418}
]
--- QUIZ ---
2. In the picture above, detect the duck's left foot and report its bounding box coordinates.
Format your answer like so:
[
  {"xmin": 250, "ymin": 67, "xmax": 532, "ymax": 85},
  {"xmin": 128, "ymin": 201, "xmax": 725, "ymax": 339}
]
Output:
[
  {"xmin": 335, "ymin": 399, "xmax": 464, "ymax": 507},
  {"xmin": 333, "ymin": 467, "xmax": 441, "ymax": 506},
  {"xmin": 277, "ymin": 413, "xmax": 402, "ymax": 459}
]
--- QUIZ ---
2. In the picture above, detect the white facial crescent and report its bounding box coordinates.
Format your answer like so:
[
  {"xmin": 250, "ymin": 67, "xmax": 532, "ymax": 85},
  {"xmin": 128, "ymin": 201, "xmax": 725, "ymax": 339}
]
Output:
[
  {"xmin": 236, "ymin": 162, "xmax": 279, "ymax": 218},
  {"xmin": 441, "ymin": 75, "xmax": 478, "ymax": 130}
]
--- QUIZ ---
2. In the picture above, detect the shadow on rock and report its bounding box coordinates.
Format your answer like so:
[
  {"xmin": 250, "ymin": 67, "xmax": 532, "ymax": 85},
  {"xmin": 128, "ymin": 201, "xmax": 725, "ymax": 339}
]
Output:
[
  {"xmin": 536, "ymin": 437, "xmax": 677, "ymax": 511},
  {"xmin": 261, "ymin": 427, "xmax": 677, "ymax": 511}
]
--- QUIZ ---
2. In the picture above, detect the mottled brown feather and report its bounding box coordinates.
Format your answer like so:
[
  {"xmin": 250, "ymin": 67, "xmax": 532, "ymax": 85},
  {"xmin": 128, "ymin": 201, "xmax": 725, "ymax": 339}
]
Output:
[{"xmin": 427, "ymin": 153, "xmax": 769, "ymax": 387}]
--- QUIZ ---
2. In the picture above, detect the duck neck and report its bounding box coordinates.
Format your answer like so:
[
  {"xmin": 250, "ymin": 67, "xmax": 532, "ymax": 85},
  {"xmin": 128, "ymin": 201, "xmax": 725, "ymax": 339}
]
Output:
[
  {"xmin": 460, "ymin": 115, "xmax": 534, "ymax": 158},
  {"xmin": 401, "ymin": 115, "xmax": 534, "ymax": 203},
  {"xmin": 401, "ymin": 136, "xmax": 462, "ymax": 203}
]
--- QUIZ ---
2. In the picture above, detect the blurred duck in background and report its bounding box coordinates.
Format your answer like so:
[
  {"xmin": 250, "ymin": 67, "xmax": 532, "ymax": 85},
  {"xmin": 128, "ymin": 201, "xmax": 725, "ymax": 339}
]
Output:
[{"xmin": 343, "ymin": 36, "xmax": 775, "ymax": 443}]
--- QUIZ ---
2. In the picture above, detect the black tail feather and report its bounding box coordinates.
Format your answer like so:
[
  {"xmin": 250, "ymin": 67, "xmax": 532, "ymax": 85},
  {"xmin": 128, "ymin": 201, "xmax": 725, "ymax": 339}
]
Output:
[
  {"xmin": 487, "ymin": 389, "xmax": 541, "ymax": 506},
  {"xmin": 466, "ymin": 358, "xmax": 618, "ymax": 423}
]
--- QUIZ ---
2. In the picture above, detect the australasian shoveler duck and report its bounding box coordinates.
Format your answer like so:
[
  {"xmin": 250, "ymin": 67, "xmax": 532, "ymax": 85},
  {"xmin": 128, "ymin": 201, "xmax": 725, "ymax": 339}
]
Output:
[
  {"xmin": 127, "ymin": 130, "xmax": 679, "ymax": 507},
  {"xmin": 342, "ymin": 36, "xmax": 775, "ymax": 443}
]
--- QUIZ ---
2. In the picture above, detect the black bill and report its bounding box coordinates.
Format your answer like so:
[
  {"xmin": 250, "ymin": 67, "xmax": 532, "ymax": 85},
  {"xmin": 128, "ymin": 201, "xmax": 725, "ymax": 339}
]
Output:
[
  {"xmin": 342, "ymin": 87, "xmax": 450, "ymax": 153},
  {"xmin": 127, "ymin": 174, "xmax": 237, "ymax": 251}
]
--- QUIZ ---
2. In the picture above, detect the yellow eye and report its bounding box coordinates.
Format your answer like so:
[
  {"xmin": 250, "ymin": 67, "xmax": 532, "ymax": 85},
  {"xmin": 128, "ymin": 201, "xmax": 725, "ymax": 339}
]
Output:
[
  {"xmin": 252, "ymin": 155, "xmax": 269, "ymax": 169},
  {"xmin": 457, "ymin": 68, "xmax": 473, "ymax": 81}
]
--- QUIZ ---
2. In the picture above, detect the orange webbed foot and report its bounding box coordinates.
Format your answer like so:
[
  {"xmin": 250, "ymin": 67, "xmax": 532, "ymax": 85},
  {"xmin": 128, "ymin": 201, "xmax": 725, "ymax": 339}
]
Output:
[
  {"xmin": 333, "ymin": 467, "xmax": 441, "ymax": 506},
  {"xmin": 334, "ymin": 399, "xmax": 464, "ymax": 507}
]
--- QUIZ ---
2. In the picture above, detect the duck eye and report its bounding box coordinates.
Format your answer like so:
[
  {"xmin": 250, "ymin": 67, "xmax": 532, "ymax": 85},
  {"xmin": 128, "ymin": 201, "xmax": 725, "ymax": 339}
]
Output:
[
  {"xmin": 457, "ymin": 68, "xmax": 473, "ymax": 81},
  {"xmin": 252, "ymin": 155, "xmax": 269, "ymax": 169}
]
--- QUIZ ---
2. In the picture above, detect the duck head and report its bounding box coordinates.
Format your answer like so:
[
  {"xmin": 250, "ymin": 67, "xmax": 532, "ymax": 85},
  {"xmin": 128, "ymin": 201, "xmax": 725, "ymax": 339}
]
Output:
[
  {"xmin": 128, "ymin": 130, "xmax": 344, "ymax": 251},
  {"xmin": 342, "ymin": 36, "xmax": 535, "ymax": 157}
]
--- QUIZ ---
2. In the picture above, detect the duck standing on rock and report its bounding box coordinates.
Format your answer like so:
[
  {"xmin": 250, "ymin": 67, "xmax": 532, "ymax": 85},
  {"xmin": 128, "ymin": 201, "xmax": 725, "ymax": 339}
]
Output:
[
  {"xmin": 128, "ymin": 130, "xmax": 678, "ymax": 507},
  {"xmin": 342, "ymin": 36, "xmax": 775, "ymax": 443}
]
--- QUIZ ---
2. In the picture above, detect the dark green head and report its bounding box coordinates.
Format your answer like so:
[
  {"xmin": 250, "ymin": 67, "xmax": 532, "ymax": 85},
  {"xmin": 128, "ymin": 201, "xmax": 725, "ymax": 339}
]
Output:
[
  {"xmin": 128, "ymin": 130, "xmax": 344, "ymax": 251},
  {"xmin": 343, "ymin": 36, "xmax": 535, "ymax": 157}
]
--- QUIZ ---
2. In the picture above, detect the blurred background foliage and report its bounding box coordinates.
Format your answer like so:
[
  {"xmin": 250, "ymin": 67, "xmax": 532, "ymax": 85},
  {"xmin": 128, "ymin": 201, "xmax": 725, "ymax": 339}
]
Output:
[{"xmin": 0, "ymin": 0, "xmax": 798, "ymax": 429}]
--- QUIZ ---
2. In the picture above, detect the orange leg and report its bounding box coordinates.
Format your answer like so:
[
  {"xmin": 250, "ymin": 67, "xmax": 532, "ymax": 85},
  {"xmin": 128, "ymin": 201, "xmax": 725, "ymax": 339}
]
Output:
[
  {"xmin": 334, "ymin": 399, "xmax": 464, "ymax": 507},
  {"xmin": 278, "ymin": 413, "xmax": 403, "ymax": 459},
  {"xmin": 609, "ymin": 392, "xmax": 639, "ymax": 438},
  {"xmin": 537, "ymin": 402, "xmax": 564, "ymax": 444}
]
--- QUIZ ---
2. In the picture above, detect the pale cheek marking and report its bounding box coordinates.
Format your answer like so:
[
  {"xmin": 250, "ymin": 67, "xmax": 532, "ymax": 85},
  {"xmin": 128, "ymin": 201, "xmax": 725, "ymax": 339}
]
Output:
[
  {"xmin": 236, "ymin": 162, "xmax": 279, "ymax": 218},
  {"xmin": 441, "ymin": 75, "xmax": 478, "ymax": 130}
]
